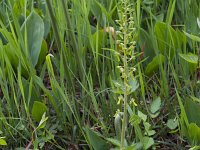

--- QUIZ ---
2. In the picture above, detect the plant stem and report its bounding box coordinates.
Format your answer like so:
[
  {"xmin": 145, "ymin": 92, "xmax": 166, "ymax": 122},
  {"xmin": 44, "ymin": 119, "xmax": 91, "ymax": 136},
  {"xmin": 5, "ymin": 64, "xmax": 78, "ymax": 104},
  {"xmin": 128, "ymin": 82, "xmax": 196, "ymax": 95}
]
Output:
[
  {"xmin": 121, "ymin": 4, "xmax": 128, "ymax": 149},
  {"xmin": 121, "ymin": 75, "xmax": 128, "ymax": 150}
]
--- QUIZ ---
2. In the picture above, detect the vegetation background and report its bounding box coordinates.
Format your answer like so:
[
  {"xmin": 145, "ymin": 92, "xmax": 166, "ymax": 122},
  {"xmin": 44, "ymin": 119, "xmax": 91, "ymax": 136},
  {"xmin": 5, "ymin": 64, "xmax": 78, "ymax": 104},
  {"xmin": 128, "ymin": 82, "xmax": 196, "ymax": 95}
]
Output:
[{"xmin": 0, "ymin": 0, "xmax": 199, "ymax": 149}]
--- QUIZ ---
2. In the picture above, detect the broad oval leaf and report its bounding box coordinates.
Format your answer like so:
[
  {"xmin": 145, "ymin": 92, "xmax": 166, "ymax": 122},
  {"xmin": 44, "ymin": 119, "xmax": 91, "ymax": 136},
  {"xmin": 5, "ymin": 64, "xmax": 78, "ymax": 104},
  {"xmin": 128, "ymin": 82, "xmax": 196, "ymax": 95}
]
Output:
[
  {"xmin": 32, "ymin": 101, "xmax": 47, "ymax": 122},
  {"xmin": 21, "ymin": 11, "xmax": 44, "ymax": 66}
]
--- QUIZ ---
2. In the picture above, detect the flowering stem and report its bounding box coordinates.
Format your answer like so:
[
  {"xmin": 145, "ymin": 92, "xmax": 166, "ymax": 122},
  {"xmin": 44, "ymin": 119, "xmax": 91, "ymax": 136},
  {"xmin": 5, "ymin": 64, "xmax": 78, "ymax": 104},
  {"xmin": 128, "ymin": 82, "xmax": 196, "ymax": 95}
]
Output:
[{"xmin": 121, "ymin": 4, "xmax": 128, "ymax": 150}]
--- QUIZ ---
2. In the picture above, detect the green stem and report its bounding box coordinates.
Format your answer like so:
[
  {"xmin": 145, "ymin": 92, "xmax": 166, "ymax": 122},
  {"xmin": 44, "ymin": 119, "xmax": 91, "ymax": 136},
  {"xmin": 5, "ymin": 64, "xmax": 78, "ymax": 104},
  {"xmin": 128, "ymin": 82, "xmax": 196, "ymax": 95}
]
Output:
[
  {"xmin": 121, "ymin": 79, "xmax": 128, "ymax": 150},
  {"xmin": 121, "ymin": 4, "xmax": 128, "ymax": 149}
]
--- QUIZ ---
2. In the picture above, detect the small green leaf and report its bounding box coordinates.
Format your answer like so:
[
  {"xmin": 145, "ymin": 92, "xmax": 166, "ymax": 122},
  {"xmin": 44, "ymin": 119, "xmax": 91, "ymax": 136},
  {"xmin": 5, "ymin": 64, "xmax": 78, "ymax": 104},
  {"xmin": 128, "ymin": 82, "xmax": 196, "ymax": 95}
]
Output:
[
  {"xmin": 138, "ymin": 111, "xmax": 147, "ymax": 122},
  {"xmin": 129, "ymin": 78, "xmax": 139, "ymax": 93},
  {"xmin": 167, "ymin": 119, "xmax": 178, "ymax": 130},
  {"xmin": 143, "ymin": 122, "xmax": 156, "ymax": 136},
  {"xmin": 129, "ymin": 114, "xmax": 141, "ymax": 126},
  {"xmin": 150, "ymin": 112, "xmax": 160, "ymax": 118},
  {"xmin": 150, "ymin": 97, "xmax": 161, "ymax": 114},
  {"xmin": 112, "ymin": 80, "xmax": 125, "ymax": 94},
  {"xmin": 37, "ymin": 112, "xmax": 48, "ymax": 129},
  {"xmin": 0, "ymin": 138, "xmax": 7, "ymax": 146},
  {"xmin": 32, "ymin": 101, "xmax": 47, "ymax": 122}
]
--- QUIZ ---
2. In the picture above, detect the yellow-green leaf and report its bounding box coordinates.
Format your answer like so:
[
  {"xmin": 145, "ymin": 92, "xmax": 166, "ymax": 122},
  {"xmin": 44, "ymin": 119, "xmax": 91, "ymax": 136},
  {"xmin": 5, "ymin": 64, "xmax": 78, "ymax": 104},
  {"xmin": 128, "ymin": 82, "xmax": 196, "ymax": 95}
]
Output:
[{"xmin": 0, "ymin": 138, "xmax": 7, "ymax": 146}]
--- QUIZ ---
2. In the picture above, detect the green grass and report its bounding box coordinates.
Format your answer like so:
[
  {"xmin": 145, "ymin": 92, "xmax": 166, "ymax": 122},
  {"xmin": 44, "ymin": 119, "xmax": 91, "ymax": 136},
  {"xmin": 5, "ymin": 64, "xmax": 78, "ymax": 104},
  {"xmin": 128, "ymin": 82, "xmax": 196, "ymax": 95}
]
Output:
[{"xmin": 0, "ymin": 0, "xmax": 199, "ymax": 149}]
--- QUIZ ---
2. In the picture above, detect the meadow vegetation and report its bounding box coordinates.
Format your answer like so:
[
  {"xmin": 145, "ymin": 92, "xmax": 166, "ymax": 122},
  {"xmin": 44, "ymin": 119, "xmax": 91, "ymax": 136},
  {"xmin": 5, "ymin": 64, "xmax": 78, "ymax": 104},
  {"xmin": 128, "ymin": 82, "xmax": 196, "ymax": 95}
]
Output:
[{"xmin": 0, "ymin": 0, "xmax": 200, "ymax": 149}]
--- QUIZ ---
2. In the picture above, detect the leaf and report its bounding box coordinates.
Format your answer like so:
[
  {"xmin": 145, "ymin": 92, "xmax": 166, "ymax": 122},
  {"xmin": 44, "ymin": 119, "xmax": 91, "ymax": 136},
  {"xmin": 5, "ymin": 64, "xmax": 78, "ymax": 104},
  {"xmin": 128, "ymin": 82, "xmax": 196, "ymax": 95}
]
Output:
[
  {"xmin": 185, "ymin": 99, "xmax": 200, "ymax": 127},
  {"xmin": 91, "ymin": 1, "xmax": 115, "ymax": 26},
  {"xmin": 106, "ymin": 138, "xmax": 121, "ymax": 147},
  {"xmin": 32, "ymin": 101, "xmax": 47, "ymax": 122},
  {"xmin": 90, "ymin": 1, "xmax": 102, "ymax": 24},
  {"xmin": 138, "ymin": 28, "xmax": 155, "ymax": 61},
  {"xmin": 85, "ymin": 127, "xmax": 109, "ymax": 150},
  {"xmin": 129, "ymin": 114, "xmax": 141, "ymax": 126},
  {"xmin": 179, "ymin": 53, "xmax": 198, "ymax": 64},
  {"xmin": 138, "ymin": 111, "xmax": 147, "ymax": 122},
  {"xmin": 21, "ymin": 11, "xmax": 44, "ymax": 66},
  {"xmin": 129, "ymin": 142, "xmax": 143, "ymax": 150},
  {"xmin": 129, "ymin": 78, "xmax": 139, "ymax": 93},
  {"xmin": 37, "ymin": 112, "xmax": 48, "ymax": 129},
  {"xmin": 142, "ymin": 136, "xmax": 154, "ymax": 150},
  {"xmin": 4, "ymin": 43, "xmax": 19, "ymax": 70},
  {"xmin": 0, "ymin": 138, "xmax": 7, "ymax": 146},
  {"xmin": 156, "ymin": 14, "xmax": 164, "ymax": 22},
  {"xmin": 150, "ymin": 97, "xmax": 161, "ymax": 114},
  {"xmin": 167, "ymin": 119, "xmax": 178, "ymax": 130},
  {"xmin": 112, "ymin": 80, "xmax": 125, "ymax": 94},
  {"xmin": 143, "ymin": 122, "xmax": 156, "ymax": 136},
  {"xmin": 150, "ymin": 112, "xmax": 160, "ymax": 119},
  {"xmin": 188, "ymin": 123, "xmax": 200, "ymax": 145},
  {"xmin": 183, "ymin": 31, "xmax": 200, "ymax": 42},
  {"xmin": 154, "ymin": 22, "xmax": 178, "ymax": 57},
  {"xmin": 145, "ymin": 54, "xmax": 165, "ymax": 76}
]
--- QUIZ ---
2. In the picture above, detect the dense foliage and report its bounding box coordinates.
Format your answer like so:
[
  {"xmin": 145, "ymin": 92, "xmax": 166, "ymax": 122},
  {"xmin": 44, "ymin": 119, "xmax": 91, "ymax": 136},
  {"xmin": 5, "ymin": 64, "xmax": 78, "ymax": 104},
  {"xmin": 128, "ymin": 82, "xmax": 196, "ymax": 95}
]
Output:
[{"xmin": 0, "ymin": 0, "xmax": 199, "ymax": 149}]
